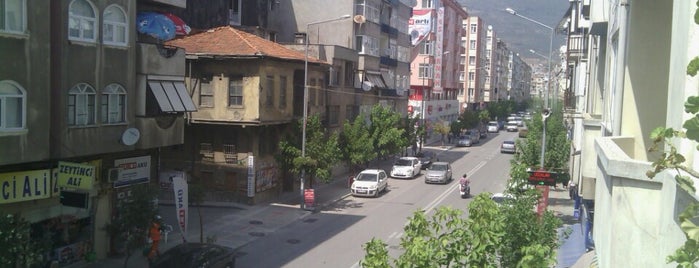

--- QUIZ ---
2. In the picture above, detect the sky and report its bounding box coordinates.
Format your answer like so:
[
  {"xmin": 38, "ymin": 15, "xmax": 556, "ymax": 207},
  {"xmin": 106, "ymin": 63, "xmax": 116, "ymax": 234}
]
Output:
[{"xmin": 456, "ymin": 0, "xmax": 570, "ymax": 62}]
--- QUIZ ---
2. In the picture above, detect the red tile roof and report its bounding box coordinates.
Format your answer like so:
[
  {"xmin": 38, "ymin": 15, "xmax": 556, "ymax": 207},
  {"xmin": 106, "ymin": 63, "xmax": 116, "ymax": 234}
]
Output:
[{"xmin": 165, "ymin": 26, "xmax": 324, "ymax": 63}]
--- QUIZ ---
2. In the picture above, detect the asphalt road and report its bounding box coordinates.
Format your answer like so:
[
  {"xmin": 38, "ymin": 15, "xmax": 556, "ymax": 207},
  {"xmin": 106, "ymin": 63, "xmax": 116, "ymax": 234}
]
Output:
[{"xmin": 233, "ymin": 131, "xmax": 519, "ymax": 268}]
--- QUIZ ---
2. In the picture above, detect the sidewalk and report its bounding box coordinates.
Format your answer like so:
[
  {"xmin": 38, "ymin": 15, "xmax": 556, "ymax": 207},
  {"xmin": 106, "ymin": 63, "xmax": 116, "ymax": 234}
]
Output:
[{"xmin": 88, "ymin": 140, "xmax": 448, "ymax": 268}]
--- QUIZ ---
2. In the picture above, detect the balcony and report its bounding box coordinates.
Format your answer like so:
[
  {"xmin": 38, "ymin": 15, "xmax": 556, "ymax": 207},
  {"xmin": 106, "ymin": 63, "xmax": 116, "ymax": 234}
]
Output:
[
  {"xmin": 594, "ymin": 136, "xmax": 696, "ymax": 268},
  {"xmin": 567, "ymin": 34, "xmax": 588, "ymax": 60}
]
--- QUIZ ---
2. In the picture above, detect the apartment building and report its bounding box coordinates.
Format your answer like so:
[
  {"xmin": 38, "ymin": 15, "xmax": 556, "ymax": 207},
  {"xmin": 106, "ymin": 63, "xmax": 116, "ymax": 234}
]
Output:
[
  {"xmin": 506, "ymin": 52, "xmax": 532, "ymax": 104},
  {"xmin": 564, "ymin": 0, "xmax": 699, "ymax": 267},
  {"xmin": 460, "ymin": 16, "xmax": 487, "ymax": 111},
  {"xmin": 0, "ymin": 0, "xmax": 194, "ymax": 264},
  {"xmin": 409, "ymin": 0, "xmax": 464, "ymax": 139}
]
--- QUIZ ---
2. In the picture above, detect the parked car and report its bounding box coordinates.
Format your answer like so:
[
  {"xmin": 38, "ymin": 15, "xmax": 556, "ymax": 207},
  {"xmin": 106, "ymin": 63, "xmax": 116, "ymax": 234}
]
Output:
[
  {"xmin": 506, "ymin": 121, "xmax": 519, "ymax": 132},
  {"xmin": 390, "ymin": 157, "xmax": 421, "ymax": 178},
  {"xmin": 351, "ymin": 169, "xmax": 389, "ymax": 197},
  {"xmin": 501, "ymin": 140, "xmax": 517, "ymax": 154},
  {"xmin": 487, "ymin": 121, "xmax": 499, "ymax": 133},
  {"xmin": 463, "ymin": 130, "xmax": 480, "ymax": 144},
  {"xmin": 518, "ymin": 127, "xmax": 528, "ymax": 138},
  {"xmin": 415, "ymin": 151, "xmax": 437, "ymax": 169},
  {"xmin": 491, "ymin": 192, "xmax": 515, "ymax": 205},
  {"xmin": 424, "ymin": 162, "xmax": 452, "ymax": 184},
  {"xmin": 150, "ymin": 243, "xmax": 236, "ymax": 268},
  {"xmin": 456, "ymin": 135, "xmax": 474, "ymax": 147}
]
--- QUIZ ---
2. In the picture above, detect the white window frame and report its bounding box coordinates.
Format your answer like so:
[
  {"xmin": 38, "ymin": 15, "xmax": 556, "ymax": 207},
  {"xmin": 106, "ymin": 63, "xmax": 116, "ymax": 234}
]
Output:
[
  {"xmin": 0, "ymin": 0, "xmax": 26, "ymax": 34},
  {"xmin": 421, "ymin": 41, "xmax": 433, "ymax": 55},
  {"xmin": 68, "ymin": 0, "xmax": 98, "ymax": 43},
  {"xmin": 68, "ymin": 83, "xmax": 96, "ymax": 126},
  {"xmin": 228, "ymin": 78, "xmax": 243, "ymax": 107},
  {"xmin": 0, "ymin": 80, "xmax": 26, "ymax": 131},
  {"xmin": 101, "ymin": 83, "xmax": 126, "ymax": 124},
  {"xmin": 422, "ymin": 0, "xmax": 433, "ymax": 8},
  {"xmin": 102, "ymin": 4, "xmax": 127, "ymax": 46},
  {"xmin": 419, "ymin": 63, "xmax": 432, "ymax": 79}
]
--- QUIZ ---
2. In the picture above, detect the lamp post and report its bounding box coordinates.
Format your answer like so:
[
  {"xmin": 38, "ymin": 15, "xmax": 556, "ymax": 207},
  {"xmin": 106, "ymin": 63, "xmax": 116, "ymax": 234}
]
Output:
[
  {"xmin": 506, "ymin": 8, "xmax": 554, "ymax": 110},
  {"xmin": 302, "ymin": 14, "xmax": 350, "ymax": 209}
]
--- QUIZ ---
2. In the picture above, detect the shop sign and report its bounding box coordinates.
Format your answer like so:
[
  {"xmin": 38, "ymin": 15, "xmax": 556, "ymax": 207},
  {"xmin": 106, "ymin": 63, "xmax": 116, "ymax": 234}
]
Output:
[
  {"xmin": 113, "ymin": 156, "xmax": 151, "ymax": 188},
  {"xmin": 57, "ymin": 161, "xmax": 95, "ymax": 190},
  {"xmin": 0, "ymin": 169, "xmax": 52, "ymax": 204}
]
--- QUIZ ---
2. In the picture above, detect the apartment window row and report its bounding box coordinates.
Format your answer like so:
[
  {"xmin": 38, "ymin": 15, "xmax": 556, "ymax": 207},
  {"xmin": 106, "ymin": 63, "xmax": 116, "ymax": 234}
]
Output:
[
  {"xmin": 68, "ymin": 82, "xmax": 127, "ymax": 126},
  {"xmin": 355, "ymin": 0, "xmax": 380, "ymax": 24},
  {"xmin": 68, "ymin": 0, "xmax": 128, "ymax": 46}
]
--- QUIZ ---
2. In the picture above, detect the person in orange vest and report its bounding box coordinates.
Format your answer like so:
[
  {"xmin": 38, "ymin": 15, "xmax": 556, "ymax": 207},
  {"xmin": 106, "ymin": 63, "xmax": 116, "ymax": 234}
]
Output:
[{"xmin": 147, "ymin": 215, "xmax": 163, "ymax": 261}]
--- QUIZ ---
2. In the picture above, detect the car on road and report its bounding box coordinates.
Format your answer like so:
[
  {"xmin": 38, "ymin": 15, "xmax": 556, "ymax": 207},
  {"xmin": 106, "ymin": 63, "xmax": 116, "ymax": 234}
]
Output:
[
  {"xmin": 506, "ymin": 121, "xmax": 519, "ymax": 132},
  {"xmin": 424, "ymin": 162, "xmax": 452, "ymax": 184},
  {"xmin": 390, "ymin": 157, "xmax": 421, "ymax": 178},
  {"xmin": 487, "ymin": 121, "xmax": 499, "ymax": 133},
  {"xmin": 415, "ymin": 151, "xmax": 437, "ymax": 169},
  {"xmin": 501, "ymin": 140, "xmax": 517, "ymax": 154},
  {"xmin": 456, "ymin": 135, "xmax": 474, "ymax": 147},
  {"xmin": 150, "ymin": 243, "xmax": 236, "ymax": 268},
  {"xmin": 464, "ymin": 129, "xmax": 480, "ymax": 144},
  {"xmin": 491, "ymin": 192, "xmax": 515, "ymax": 206},
  {"xmin": 351, "ymin": 169, "xmax": 389, "ymax": 197}
]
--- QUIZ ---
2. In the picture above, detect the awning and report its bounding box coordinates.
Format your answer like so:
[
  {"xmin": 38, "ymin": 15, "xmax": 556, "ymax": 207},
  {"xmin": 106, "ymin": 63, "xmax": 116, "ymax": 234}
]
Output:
[
  {"xmin": 365, "ymin": 73, "xmax": 387, "ymax": 89},
  {"xmin": 148, "ymin": 80, "xmax": 197, "ymax": 112}
]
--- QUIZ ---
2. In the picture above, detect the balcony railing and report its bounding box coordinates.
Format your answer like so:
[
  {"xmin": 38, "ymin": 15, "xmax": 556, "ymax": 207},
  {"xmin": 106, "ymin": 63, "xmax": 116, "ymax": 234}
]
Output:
[{"xmin": 567, "ymin": 34, "xmax": 588, "ymax": 59}]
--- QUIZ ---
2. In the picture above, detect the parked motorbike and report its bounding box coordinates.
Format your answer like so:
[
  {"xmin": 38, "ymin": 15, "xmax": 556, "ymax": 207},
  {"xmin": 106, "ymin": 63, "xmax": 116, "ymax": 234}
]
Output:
[{"xmin": 459, "ymin": 181, "xmax": 470, "ymax": 198}]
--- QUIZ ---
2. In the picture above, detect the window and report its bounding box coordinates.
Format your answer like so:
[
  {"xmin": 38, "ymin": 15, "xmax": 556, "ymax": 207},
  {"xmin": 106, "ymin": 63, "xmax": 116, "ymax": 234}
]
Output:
[
  {"xmin": 469, "ymin": 40, "xmax": 476, "ymax": 50},
  {"xmin": 0, "ymin": 0, "xmax": 25, "ymax": 34},
  {"xmin": 469, "ymin": 72, "xmax": 475, "ymax": 81},
  {"xmin": 470, "ymin": 23, "xmax": 477, "ymax": 33},
  {"xmin": 421, "ymin": 0, "xmax": 433, "ymax": 8},
  {"xmin": 200, "ymin": 80, "xmax": 213, "ymax": 107},
  {"xmin": 468, "ymin": 88, "xmax": 474, "ymax": 96},
  {"xmin": 356, "ymin": 35, "xmax": 378, "ymax": 56},
  {"xmin": 279, "ymin": 76, "xmax": 287, "ymax": 109},
  {"xmin": 328, "ymin": 105, "xmax": 339, "ymax": 126},
  {"xmin": 458, "ymin": 88, "xmax": 464, "ymax": 96},
  {"xmin": 309, "ymin": 79, "xmax": 316, "ymax": 105},
  {"xmin": 344, "ymin": 61, "xmax": 354, "ymax": 87},
  {"xmin": 101, "ymin": 83, "xmax": 126, "ymax": 124},
  {"xmin": 421, "ymin": 41, "xmax": 432, "ymax": 55},
  {"xmin": 68, "ymin": 83, "xmax": 96, "ymax": 126},
  {"xmin": 0, "ymin": 80, "xmax": 25, "ymax": 131},
  {"xmin": 469, "ymin": 56, "xmax": 476, "ymax": 66},
  {"xmin": 419, "ymin": 63, "xmax": 432, "ymax": 78},
  {"xmin": 355, "ymin": 0, "xmax": 379, "ymax": 23},
  {"xmin": 228, "ymin": 77, "xmax": 242, "ymax": 106},
  {"xmin": 68, "ymin": 0, "xmax": 97, "ymax": 42},
  {"xmin": 103, "ymin": 5, "xmax": 127, "ymax": 46},
  {"xmin": 265, "ymin": 75, "xmax": 274, "ymax": 107}
]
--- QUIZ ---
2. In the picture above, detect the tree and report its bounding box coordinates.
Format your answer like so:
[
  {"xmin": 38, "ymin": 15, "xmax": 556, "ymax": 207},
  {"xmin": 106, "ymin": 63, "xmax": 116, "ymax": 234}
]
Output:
[
  {"xmin": 103, "ymin": 183, "xmax": 159, "ymax": 268},
  {"xmin": 360, "ymin": 193, "xmax": 562, "ymax": 267},
  {"xmin": 0, "ymin": 213, "xmax": 49, "ymax": 267},
  {"xmin": 457, "ymin": 110, "xmax": 480, "ymax": 131},
  {"xmin": 368, "ymin": 105, "xmax": 406, "ymax": 159},
  {"xmin": 277, "ymin": 115, "xmax": 341, "ymax": 187},
  {"xmin": 432, "ymin": 120, "xmax": 450, "ymax": 146},
  {"xmin": 340, "ymin": 114, "xmax": 377, "ymax": 173},
  {"xmin": 515, "ymin": 108, "xmax": 570, "ymax": 171}
]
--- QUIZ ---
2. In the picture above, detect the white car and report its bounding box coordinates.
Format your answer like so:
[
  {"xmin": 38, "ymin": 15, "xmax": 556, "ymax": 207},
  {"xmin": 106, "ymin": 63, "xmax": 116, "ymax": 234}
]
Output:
[
  {"xmin": 487, "ymin": 121, "xmax": 499, "ymax": 133},
  {"xmin": 506, "ymin": 121, "xmax": 519, "ymax": 132},
  {"xmin": 390, "ymin": 157, "xmax": 422, "ymax": 179},
  {"xmin": 351, "ymin": 169, "xmax": 389, "ymax": 197}
]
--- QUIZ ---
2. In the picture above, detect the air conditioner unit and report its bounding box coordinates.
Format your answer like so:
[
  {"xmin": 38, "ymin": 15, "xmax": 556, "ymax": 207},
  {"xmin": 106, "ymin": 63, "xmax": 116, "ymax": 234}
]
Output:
[{"xmin": 108, "ymin": 168, "xmax": 122, "ymax": 183}]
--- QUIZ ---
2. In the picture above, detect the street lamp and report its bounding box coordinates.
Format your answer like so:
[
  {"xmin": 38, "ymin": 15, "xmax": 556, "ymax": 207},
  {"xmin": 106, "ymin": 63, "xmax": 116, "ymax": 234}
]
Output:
[
  {"xmin": 506, "ymin": 8, "xmax": 554, "ymax": 110},
  {"xmin": 302, "ymin": 14, "xmax": 350, "ymax": 209}
]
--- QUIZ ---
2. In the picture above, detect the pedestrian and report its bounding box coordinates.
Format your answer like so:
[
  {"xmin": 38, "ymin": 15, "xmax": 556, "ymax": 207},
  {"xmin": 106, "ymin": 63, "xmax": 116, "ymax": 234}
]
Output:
[
  {"xmin": 412, "ymin": 143, "xmax": 417, "ymax": 156},
  {"xmin": 147, "ymin": 215, "xmax": 163, "ymax": 261}
]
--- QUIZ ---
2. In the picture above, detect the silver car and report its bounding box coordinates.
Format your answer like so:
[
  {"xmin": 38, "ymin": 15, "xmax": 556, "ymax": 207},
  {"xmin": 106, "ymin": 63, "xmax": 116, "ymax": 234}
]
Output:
[{"xmin": 424, "ymin": 162, "xmax": 452, "ymax": 184}]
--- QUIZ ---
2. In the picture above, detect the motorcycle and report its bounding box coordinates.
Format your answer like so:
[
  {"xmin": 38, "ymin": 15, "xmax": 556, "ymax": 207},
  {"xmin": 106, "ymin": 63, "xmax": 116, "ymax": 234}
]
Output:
[{"xmin": 459, "ymin": 180, "xmax": 470, "ymax": 198}]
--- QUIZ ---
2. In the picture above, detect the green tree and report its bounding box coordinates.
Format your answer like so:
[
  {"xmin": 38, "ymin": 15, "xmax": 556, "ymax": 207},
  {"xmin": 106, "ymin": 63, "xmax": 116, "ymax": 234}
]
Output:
[
  {"xmin": 340, "ymin": 114, "xmax": 377, "ymax": 173},
  {"xmin": 432, "ymin": 120, "xmax": 450, "ymax": 146},
  {"xmin": 368, "ymin": 105, "xmax": 406, "ymax": 159},
  {"xmin": 277, "ymin": 115, "xmax": 341, "ymax": 186},
  {"xmin": 479, "ymin": 110, "xmax": 491, "ymax": 124},
  {"xmin": 458, "ymin": 110, "xmax": 480, "ymax": 130},
  {"xmin": 0, "ymin": 213, "xmax": 50, "ymax": 267},
  {"xmin": 103, "ymin": 183, "xmax": 159, "ymax": 268},
  {"xmin": 515, "ymin": 108, "xmax": 570, "ymax": 171}
]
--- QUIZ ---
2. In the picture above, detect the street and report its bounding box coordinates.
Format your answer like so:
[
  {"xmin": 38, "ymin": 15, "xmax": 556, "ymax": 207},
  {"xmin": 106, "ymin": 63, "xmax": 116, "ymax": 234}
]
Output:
[{"xmin": 233, "ymin": 131, "xmax": 517, "ymax": 268}]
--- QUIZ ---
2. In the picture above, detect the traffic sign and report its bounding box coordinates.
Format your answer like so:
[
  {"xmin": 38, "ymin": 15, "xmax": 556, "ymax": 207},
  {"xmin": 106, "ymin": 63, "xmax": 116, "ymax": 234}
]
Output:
[{"xmin": 527, "ymin": 169, "xmax": 557, "ymax": 186}]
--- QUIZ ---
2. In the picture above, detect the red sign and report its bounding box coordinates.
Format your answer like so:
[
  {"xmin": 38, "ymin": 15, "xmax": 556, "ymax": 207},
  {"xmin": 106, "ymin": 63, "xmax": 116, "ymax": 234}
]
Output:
[
  {"xmin": 536, "ymin": 185, "xmax": 550, "ymax": 217},
  {"xmin": 304, "ymin": 189, "xmax": 315, "ymax": 210},
  {"xmin": 527, "ymin": 170, "xmax": 557, "ymax": 186}
]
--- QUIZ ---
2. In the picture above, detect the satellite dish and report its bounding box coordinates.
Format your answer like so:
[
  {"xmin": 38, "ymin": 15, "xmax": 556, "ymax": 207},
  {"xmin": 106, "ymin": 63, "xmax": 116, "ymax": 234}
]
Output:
[
  {"xmin": 362, "ymin": 81, "xmax": 373, "ymax": 91},
  {"xmin": 353, "ymin": 15, "xmax": 366, "ymax": 24}
]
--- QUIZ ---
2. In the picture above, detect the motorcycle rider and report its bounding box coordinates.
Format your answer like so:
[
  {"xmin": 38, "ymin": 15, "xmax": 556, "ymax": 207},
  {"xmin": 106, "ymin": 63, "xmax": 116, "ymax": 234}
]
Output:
[{"xmin": 459, "ymin": 173, "xmax": 470, "ymax": 197}]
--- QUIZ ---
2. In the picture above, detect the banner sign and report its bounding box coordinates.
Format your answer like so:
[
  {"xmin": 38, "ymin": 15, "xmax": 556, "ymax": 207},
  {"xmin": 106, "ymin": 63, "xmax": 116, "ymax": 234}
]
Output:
[
  {"xmin": 433, "ymin": 7, "xmax": 444, "ymax": 93},
  {"xmin": 247, "ymin": 155, "xmax": 255, "ymax": 197},
  {"xmin": 172, "ymin": 175, "xmax": 188, "ymax": 241},
  {"xmin": 0, "ymin": 169, "xmax": 52, "ymax": 204},
  {"xmin": 57, "ymin": 162, "xmax": 95, "ymax": 190},
  {"xmin": 113, "ymin": 156, "xmax": 151, "ymax": 187},
  {"xmin": 304, "ymin": 189, "xmax": 315, "ymax": 210},
  {"xmin": 409, "ymin": 9, "xmax": 432, "ymax": 46}
]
